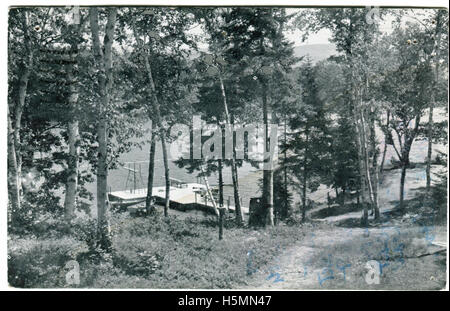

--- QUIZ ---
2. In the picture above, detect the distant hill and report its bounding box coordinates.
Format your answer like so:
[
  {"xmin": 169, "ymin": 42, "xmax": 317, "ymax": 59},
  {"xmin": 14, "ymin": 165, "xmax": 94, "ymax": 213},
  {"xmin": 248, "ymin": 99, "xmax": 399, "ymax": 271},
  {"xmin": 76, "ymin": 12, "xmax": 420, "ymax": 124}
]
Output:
[{"xmin": 293, "ymin": 43, "xmax": 338, "ymax": 64}]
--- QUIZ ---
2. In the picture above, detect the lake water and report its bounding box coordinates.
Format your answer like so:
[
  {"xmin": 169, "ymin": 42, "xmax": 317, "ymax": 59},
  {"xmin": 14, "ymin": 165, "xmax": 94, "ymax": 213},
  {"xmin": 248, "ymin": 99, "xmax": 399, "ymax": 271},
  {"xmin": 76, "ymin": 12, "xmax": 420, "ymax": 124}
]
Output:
[{"xmin": 84, "ymin": 107, "xmax": 447, "ymax": 216}]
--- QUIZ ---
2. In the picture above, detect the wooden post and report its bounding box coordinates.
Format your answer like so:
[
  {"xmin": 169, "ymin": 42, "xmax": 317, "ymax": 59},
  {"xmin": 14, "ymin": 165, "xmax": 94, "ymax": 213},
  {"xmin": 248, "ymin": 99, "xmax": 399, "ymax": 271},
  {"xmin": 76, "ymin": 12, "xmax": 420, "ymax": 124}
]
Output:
[{"xmin": 219, "ymin": 208, "xmax": 225, "ymax": 240}]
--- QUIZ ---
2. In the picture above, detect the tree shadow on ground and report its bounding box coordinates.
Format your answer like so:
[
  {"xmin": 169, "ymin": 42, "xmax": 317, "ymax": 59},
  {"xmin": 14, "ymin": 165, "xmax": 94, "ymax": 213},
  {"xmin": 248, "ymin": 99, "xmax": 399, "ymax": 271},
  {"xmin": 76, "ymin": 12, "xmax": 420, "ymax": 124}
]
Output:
[
  {"xmin": 310, "ymin": 202, "xmax": 362, "ymax": 219},
  {"xmin": 333, "ymin": 190, "xmax": 446, "ymax": 229}
]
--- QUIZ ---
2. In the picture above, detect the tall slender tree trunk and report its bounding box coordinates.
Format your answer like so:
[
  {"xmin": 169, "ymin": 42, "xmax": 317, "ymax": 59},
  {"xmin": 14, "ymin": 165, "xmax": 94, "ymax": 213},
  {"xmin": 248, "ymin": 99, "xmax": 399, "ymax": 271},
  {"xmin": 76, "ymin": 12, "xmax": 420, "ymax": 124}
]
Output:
[
  {"xmin": 369, "ymin": 107, "xmax": 380, "ymax": 221},
  {"xmin": 15, "ymin": 71, "xmax": 29, "ymax": 190},
  {"xmin": 379, "ymin": 110, "xmax": 390, "ymax": 178},
  {"xmin": 64, "ymin": 120, "xmax": 79, "ymax": 220},
  {"xmin": 262, "ymin": 84, "xmax": 274, "ymax": 226},
  {"xmin": 90, "ymin": 7, "xmax": 117, "ymax": 250},
  {"xmin": 145, "ymin": 122, "xmax": 156, "ymax": 214},
  {"xmin": 301, "ymin": 166, "xmax": 308, "ymax": 222},
  {"xmin": 14, "ymin": 11, "xmax": 33, "ymax": 195},
  {"xmin": 360, "ymin": 109, "xmax": 375, "ymax": 209},
  {"xmin": 161, "ymin": 132, "xmax": 170, "ymax": 217},
  {"xmin": 131, "ymin": 17, "xmax": 170, "ymax": 216},
  {"xmin": 64, "ymin": 48, "xmax": 80, "ymax": 221},
  {"xmin": 218, "ymin": 158, "xmax": 224, "ymax": 207},
  {"xmin": 347, "ymin": 51, "xmax": 368, "ymax": 226},
  {"xmin": 218, "ymin": 75, "xmax": 243, "ymax": 224},
  {"xmin": 301, "ymin": 133, "xmax": 309, "ymax": 222},
  {"xmin": 353, "ymin": 91, "xmax": 368, "ymax": 226},
  {"xmin": 426, "ymin": 101, "xmax": 434, "ymax": 193},
  {"xmin": 7, "ymin": 107, "xmax": 20, "ymax": 226},
  {"xmin": 283, "ymin": 113, "xmax": 288, "ymax": 219},
  {"xmin": 217, "ymin": 121, "xmax": 224, "ymax": 208}
]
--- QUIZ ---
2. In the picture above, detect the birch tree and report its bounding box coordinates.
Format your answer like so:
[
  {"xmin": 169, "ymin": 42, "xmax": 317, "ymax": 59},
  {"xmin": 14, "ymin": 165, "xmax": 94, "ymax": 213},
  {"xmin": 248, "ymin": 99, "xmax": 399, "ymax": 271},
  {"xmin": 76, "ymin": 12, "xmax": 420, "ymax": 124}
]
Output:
[{"xmin": 89, "ymin": 7, "xmax": 117, "ymax": 249}]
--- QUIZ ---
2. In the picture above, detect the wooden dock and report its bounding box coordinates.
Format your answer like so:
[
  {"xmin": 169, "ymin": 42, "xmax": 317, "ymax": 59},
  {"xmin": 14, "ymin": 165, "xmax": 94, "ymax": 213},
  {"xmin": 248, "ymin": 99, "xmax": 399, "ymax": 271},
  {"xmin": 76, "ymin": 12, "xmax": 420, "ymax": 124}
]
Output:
[{"xmin": 108, "ymin": 182, "xmax": 249, "ymax": 216}]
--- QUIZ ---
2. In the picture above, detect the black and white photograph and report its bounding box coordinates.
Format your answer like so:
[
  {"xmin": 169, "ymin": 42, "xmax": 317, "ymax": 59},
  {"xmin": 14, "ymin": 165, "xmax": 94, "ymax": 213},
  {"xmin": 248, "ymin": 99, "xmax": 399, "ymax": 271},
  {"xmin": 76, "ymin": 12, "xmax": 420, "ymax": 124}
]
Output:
[{"xmin": 4, "ymin": 2, "xmax": 449, "ymax": 291}]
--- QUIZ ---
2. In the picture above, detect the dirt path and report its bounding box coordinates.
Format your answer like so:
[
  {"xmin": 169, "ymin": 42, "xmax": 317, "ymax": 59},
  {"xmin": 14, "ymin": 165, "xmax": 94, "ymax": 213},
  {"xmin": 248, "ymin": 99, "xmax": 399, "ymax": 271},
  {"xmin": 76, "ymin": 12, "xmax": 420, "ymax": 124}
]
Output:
[
  {"xmin": 239, "ymin": 165, "xmax": 447, "ymax": 290},
  {"xmin": 240, "ymin": 226, "xmax": 365, "ymax": 289},
  {"xmin": 241, "ymin": 225, "xmax": 446, "ymax": 290}
]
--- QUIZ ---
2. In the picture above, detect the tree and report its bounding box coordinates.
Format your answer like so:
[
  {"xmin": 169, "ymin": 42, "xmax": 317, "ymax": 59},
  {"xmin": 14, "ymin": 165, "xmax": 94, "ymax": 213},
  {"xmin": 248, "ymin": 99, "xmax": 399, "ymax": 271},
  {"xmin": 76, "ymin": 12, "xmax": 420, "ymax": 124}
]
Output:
[
  {"xmin": 285, "ymin": 59, "xmax": 332, "ymax": 222},
  {"xmin": 422, "ymin": 10, "xmax": 448, "ymax": 194},
  {"xmin": 89, "ymin": 7, "xmax": 117, "ymax": 250},
  {"xmin": 217, "ymin": 8, "xmax": 298, "ymax": 226},
  {"xmin": 382, "ymin": 25, "xmax": 434, "ymax": 211},
  {"xmin": 315, "ymin": 59, "xmax": 359, "ymax": 206},
  {"xmin": 294, "ymin": 7, "xmax": 385, "ymax": 225},
  {"xmin": 61, "ymin": 14, "xmax": 84, "ymax": 221},
  {"xmin": 7, "ymin": 9, "xmax": 34, "ymax": 222},
  {"xmin": 126, "ymin": 7, "xmax": 197, "ymax": 217},
  {"xmin": 199, "ymin": 9, "xmax": 246, "ymax": 224}
]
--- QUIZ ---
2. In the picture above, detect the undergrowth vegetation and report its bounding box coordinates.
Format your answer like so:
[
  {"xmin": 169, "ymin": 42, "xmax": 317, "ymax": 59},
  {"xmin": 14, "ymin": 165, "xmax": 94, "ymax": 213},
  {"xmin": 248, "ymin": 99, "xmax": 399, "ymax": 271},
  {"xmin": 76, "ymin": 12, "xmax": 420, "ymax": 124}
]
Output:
[{"xmin": 8, "ymin": 212, "xmax": 311, "ymax": 288}]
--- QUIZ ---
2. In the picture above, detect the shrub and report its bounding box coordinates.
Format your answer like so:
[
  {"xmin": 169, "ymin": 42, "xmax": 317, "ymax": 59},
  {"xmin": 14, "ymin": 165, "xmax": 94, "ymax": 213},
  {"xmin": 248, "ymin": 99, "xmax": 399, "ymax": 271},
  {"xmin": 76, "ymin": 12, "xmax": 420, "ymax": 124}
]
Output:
[{"xmin": 8, "ymin": 237, "xmax": 85, "ymax": 288}]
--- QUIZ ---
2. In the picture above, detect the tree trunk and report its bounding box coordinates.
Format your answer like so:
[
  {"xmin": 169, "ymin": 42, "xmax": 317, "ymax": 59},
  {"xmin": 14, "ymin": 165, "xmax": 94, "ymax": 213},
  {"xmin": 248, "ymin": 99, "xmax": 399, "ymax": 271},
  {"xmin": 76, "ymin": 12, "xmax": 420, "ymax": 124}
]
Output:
[
  {"xmin": 145, "ymin": 122, "xmax": 157, "ymax": 214},
  {"xmin": 379, "ymin": 110, "xmax": 390, "ymax": 178},
  {"xmin": 347, "ymin": 53, "xmax": 368, "ymax": 226},
  {"xmin": 64, "ymin": 52, "xmax": 80, "ymax": 221},
  {"xmin": 283, "ymin": 113, "xmax": 288, "ymax": 219},
  {"xmin": 354, "ymin": 95, "xmax": 368, "ymax": 227},
  {"xmin": 7, "ymin": 107, "xmax": 21, "ymax": 226},
  {"xmin": 218, "ymin": 159, "xmax": 224, "ymax": 207},
  {"xmin": 131, "ymin": 16, "xmax": 170, "ymax": 216},
  {"xmin": 90, "ymin": 7, "xmax": 117, "ymax": 251},
  {"xmin": 301, "ymin": 133, "xmax": 309, "ymax": 222},
  {"xmin": 14, "ymin": 11, "xmax": 33, "ymax": 195},
  {"xmin": 301, "ymin": 178, "xmax": 307, "ymax": 223},
  {"xmin": 161, "ymin": 131, "xmax": 170, "ymax": 217},
  {"xmin": 219, "ymin": 208, "xmax": 224, "ymax": 240},
  {"xmin": 369, "ymin": 107, "xmax": 380, "ymax": 221},
  {"xmin": 399, "ymin": 164, "xmax": 407, "ymax": 211},
  {"xmin": 342, "ymin": 187, "xmax": 346, "ymax": 206},
  {"xmin": 230, "ymin": 144, "xmax": 243, "ymax": 221},
  {"xmin": 218, "ymin": 75, "xmax": 243, "ymax": 224},
  {"xmin": 426, "ymin": 102, "xmax": 433, "ymax": 193},
  {"xmin": 14, "ymin": 64, "xmax": 31, "ymax": 195},
  {"xmin": 64, "ymin": 120, "xmax": 79, "ymax": 221},
  {"xmin": 360, "ymin": 106, "xmax": 375, "ymax": 210},
  {"xmin": 262, "ymin": 84, "xmax": 274, "ymax": 226}
]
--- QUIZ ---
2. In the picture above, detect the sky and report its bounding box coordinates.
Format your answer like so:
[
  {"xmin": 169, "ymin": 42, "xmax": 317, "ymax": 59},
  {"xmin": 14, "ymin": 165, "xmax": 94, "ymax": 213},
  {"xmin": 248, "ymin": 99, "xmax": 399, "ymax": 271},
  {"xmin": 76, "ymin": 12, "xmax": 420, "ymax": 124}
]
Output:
[
  {"xmin": 164, "ymin": 7, "xmax": 434, "ymax": 53},
  {"xmin": 284, "ymin": 7, "xmax": 399, "ymax": 46}
]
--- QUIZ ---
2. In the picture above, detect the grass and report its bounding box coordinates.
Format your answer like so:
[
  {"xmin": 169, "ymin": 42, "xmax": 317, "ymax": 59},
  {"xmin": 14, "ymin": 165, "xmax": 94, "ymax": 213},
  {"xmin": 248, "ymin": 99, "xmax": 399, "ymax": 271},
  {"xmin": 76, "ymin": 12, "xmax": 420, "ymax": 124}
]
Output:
[
  {"xmin": 8, "ymin": 211, "xmax": 312, "ymax": 288},
  {"xmin": 8, "ymin": 170, "xmax": 447, "ymax": 289}
]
